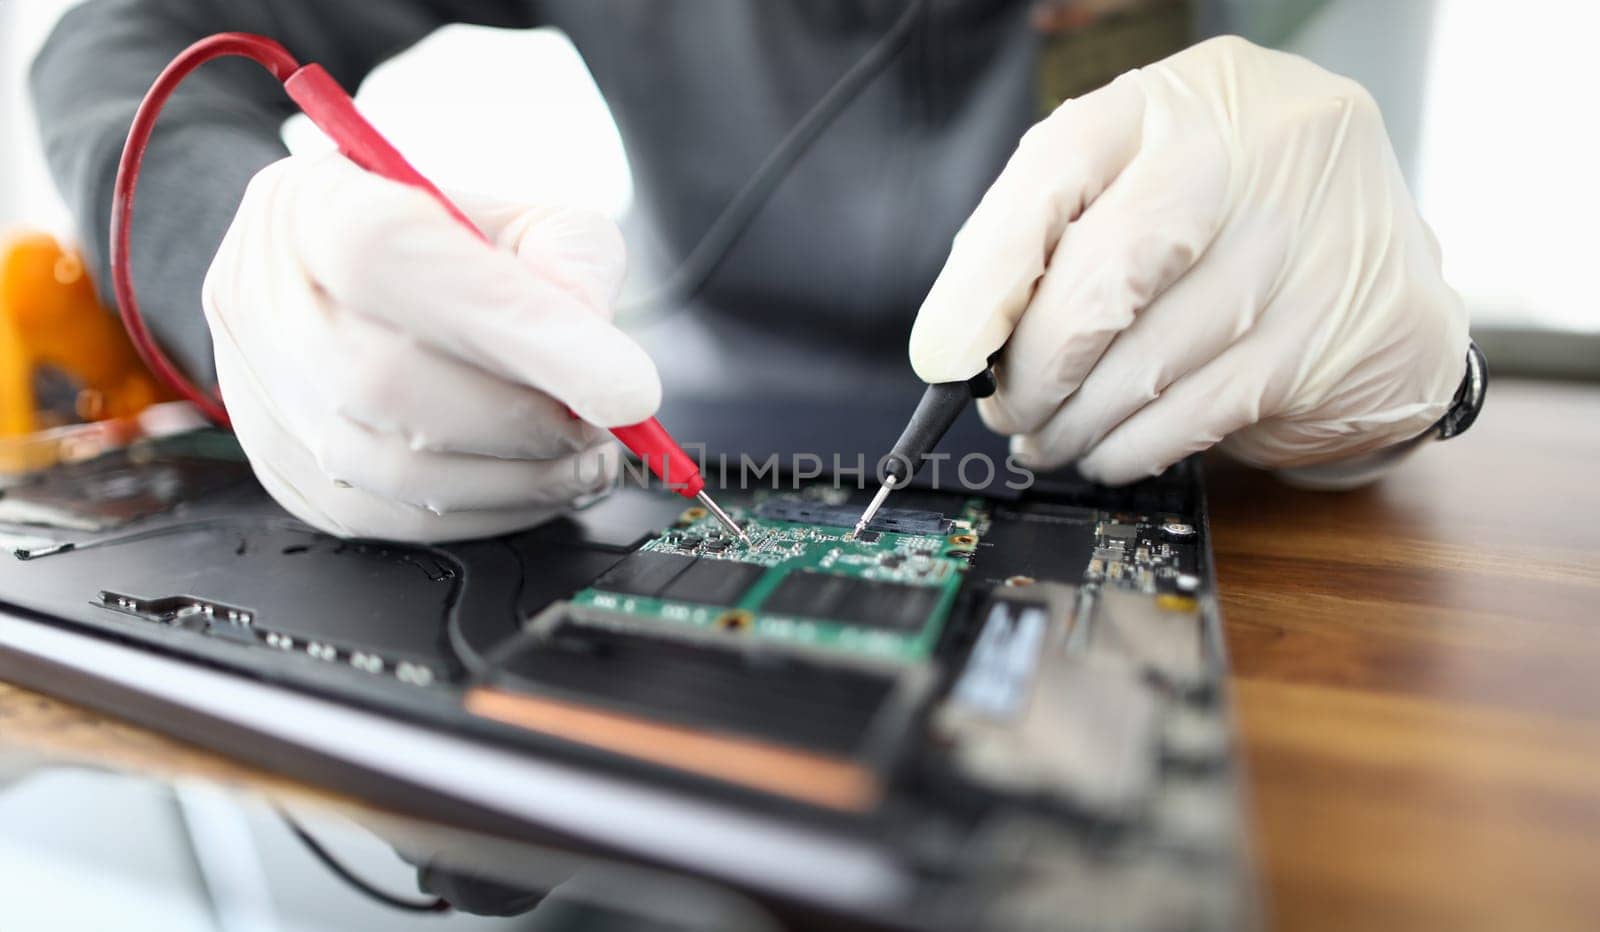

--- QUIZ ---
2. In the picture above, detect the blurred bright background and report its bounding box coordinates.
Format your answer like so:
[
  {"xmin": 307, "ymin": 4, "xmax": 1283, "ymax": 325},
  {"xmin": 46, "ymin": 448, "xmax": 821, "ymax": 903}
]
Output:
[
  {"xmin": 4, "ymin": 0, "xmax": 1597, "ymax": 342},
  {"xmin": 1414, "ymin": 0, "xmax": 1600, "ymax": 336}
]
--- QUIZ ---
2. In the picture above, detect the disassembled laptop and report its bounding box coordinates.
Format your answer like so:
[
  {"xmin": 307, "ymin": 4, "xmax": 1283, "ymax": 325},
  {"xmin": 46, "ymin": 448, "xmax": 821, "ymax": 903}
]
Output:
[{"xmin": 0, "ymin": 431, "xmax": 1253, "ymax": 930}]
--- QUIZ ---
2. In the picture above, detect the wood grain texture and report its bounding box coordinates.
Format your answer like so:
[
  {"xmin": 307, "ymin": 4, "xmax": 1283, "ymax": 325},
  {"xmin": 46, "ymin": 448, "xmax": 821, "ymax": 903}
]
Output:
[
  {"xmin": 0, "ymin": 679, "xmax": 359, "ymax": 813},
  {"xmin": 1214, "ymin": 379, "xmax": 1600, "ymax": 931}
]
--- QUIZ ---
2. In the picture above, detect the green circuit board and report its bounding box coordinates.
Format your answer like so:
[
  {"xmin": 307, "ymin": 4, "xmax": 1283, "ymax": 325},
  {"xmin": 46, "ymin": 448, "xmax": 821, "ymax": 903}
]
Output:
[{"xmin": 572, "ymin": 495, "xmax": 987, "ymax": 663}]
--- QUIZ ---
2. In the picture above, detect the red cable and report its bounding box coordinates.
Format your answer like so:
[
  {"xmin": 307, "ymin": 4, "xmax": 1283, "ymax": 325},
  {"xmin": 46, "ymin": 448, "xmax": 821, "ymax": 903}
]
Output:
[
  {"xmin": 111, "ymin": 32, "xmax": 712, "ymax": 503},
  {"xmin": 111, "ymin": 33, "xmax": 302, "ymax": 428}
]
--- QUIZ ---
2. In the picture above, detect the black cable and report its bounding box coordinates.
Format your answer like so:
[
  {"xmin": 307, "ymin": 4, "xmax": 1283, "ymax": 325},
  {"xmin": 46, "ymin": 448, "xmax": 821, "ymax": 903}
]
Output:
[
  {"xmin": 619, "ymin": 0, "xmax": 930, "ymax": 323},
  {"xmin": 279, "ymin": 810, "xmax": 452, "ymax": 914}
]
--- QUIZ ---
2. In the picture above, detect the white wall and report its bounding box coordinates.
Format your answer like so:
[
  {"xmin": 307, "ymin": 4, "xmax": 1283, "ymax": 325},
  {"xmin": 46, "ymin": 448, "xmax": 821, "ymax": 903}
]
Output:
[
  {"xmin": 1415, "ymin": 0, "xmax": 1600, "ymax": 334},
  {"xmin": 0, "ymin": 0, "xmax": 79, "ymax": 235},
  {"xmin": 0, "ymin": 6, "xmax": 631, "ymax": 238}
]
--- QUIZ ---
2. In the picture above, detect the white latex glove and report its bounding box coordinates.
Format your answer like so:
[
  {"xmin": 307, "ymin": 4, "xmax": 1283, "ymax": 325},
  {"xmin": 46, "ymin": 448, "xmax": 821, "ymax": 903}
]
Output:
[
  {"xmin": 202, "ymin": 153, "xmax": 661, "ymax": 542},
  {"xmin": 910, "ymin": 36, "xmax": 1469, "ymax": 484}
]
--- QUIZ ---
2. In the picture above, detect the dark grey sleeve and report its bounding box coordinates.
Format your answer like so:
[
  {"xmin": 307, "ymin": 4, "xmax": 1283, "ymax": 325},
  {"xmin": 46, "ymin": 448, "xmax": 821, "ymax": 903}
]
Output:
[{"xmin": 29, "ymin": 0, "xmax": 535, "ymax": 382}]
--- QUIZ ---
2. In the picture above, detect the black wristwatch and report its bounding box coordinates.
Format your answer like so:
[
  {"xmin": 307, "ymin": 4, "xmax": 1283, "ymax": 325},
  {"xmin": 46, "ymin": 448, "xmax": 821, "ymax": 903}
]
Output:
[
  {"xmin": 1270, "ymin": 341, "xmax": 1487, "ymax": 488},
  {"xmin": 1434, "ymin": 340, "xmax": 1488, "ymax": 440}
]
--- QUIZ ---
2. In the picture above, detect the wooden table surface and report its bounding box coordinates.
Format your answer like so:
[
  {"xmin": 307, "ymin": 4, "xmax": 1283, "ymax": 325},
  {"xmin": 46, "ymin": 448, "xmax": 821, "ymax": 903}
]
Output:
[
  {"xmin": 2, "ymin": 377, "xmax": 1597, "ymax": 930},
  {"xmin": 1212, "ymin": 378, "xmax": 1600, "ymax": 931}
]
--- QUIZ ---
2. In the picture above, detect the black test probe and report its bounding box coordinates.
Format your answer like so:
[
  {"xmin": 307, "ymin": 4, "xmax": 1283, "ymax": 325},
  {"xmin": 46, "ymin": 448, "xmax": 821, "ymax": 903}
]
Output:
[{"xmin": 849, "ymin": 360, "xmax": 1000, "ymax": 539}]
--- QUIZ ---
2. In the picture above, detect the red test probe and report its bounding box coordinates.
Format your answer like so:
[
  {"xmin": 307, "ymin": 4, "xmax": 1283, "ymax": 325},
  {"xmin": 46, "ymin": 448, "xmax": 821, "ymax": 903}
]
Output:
[{"xmin": 111, "ymin": 32, "xmax": 747, "ymax": 541}]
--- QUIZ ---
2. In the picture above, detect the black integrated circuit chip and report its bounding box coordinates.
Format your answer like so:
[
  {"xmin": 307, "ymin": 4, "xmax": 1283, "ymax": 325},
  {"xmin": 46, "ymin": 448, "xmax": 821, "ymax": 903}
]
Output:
[
  {"xmin": 590, "ymin": 551, "xmax": 696, "ymax": 598},
  {"xmin": 841, "ymin": 580, "xmax": 942, "ymax": 631},
  {"xmin": 659, "ymin": 559, "xmax": 765, "ymax": 606},
  {"xmin": 755, "ymin": 498, "xmax": 952, "ymax": 535},
  {"xmin": 973, "ymin": 503, "xmax": 1098, "ymax": 585},
  {"xmin": 589, "ymin": 551, "xmax": 763, "ymax": 607},
  {"xmin": 760, "ymin": 570, "xmax": 942, "ymax": 632}
]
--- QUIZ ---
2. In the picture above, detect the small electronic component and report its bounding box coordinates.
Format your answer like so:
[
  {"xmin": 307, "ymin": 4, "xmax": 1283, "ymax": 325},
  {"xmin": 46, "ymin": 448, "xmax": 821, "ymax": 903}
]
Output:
[
  {"xmin": 1004, "ymin": 508, "xmax": 1207, "ymax": 599},
  {"xmin": 575, "ymin": 494, "xmax": 983, "ymax": 662},
  {"xmin": 1159, "ymin": 521, "xmax": 1197, "ymax": 541},
  {"xmin": 755, "ymin": 497, "xmax": 954, "ymax": 536},
  {"xmin": 760, "ymin": 571, "xmax": 942, "ymax": 632},
  {"xmin": 590, "ymin": 550, "xmax": 697, "ymax": 598},
  {"xmin": 1100, "ymin": 522, "xmax": 1139, "ymax": 542},
  {"xmin": 589, "ymin": 551, "xmax": 765, "ymax": 607},
  {"xmin": 666, "ymin": 557, "xmax": 764, "ymax": 605}
]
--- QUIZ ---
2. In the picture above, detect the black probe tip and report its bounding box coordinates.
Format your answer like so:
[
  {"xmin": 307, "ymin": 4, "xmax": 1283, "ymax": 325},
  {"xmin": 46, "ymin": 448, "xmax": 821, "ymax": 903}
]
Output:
[{"xmin": 884, "ymin": 378, "xmax": 982, "ymax": 485}]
